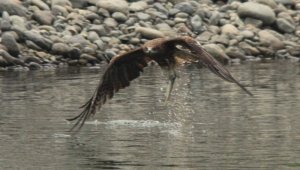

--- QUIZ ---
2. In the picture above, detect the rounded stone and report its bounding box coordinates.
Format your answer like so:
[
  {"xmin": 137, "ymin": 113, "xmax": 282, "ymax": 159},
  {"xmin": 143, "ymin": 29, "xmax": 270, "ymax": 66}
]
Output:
[
  {"xmin": 237, "ymin": 2, "xmax": 275, "ymax": 25},
  {"xmin": 96, "ymin": 0, "xmax": 129, "ymax": 14}
]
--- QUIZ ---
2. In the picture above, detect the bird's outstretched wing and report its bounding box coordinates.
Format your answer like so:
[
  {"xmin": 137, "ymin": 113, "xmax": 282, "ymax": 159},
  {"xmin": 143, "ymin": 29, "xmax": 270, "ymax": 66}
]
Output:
[
  {"xmin": 168, "ymin": 37, "xmax": 253, "ymax": 96},
  {"xmin": 67, "ymin": 48, "xmax": 151, "ymax": 131}
]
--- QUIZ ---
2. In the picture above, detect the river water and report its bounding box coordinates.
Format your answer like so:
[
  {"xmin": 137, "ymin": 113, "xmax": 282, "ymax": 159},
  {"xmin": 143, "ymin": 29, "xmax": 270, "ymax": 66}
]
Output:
[{"xmin": 0, "ymin": 62, "xmax": 300, "ymax": 169}]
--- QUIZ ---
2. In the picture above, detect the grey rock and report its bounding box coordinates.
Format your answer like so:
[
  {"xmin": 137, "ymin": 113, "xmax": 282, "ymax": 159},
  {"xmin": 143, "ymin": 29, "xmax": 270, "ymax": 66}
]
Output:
[
  {"xmin": 221, "ymin": 24, "xmax": 239, "ymax": 37},
  {"xmin": 0, "ymin": 56, "xmax": 8, "ymax": 67},
  {"xmin": 66, "ymin": 34, "xmax": 90, "ymax": 48},
  {"xmin": 0, "ymin": 13, "xmax": 11, "ymax": 31},
  {"xmin": 28, "ymin": 62, "xmax": 42, "ymax": 70},
  {"xmin": 209, "ymin": 11, "xmax": 221, "ymax": 25},
  {"xmin": 174, "ymin": 2, "xmax": 196, "ymax": 15},
  {"xmin": 10, "ymin": 15, "xmax": 28, "ymax": 32},
  {"xmin": 197, "ymin": 31, "xmax": 214, "ymax": 42},
  {"xmin": 69, "ymin": 0, "xmax": 88, "ymax": 8},
  {"xmin": 33, "ymin": 10, "xmax": 55, "ymax": 25},
  {"xmin": 203, "ymin": 44, "xmax": 231, "ymax": 64},
  {"xmin": 51, "ymin": 43, "xmax": 70, "ymax": 55},
  {"xmin": 112, "ymin": 12, "xmax": 128, "ymax": 22},
  {"xmin": 94, "ymin": 39, "xmax": 105, "ymax": 50},
  {"xmin": 225, "ymin": 46, "xmax": 246, "ymax": 59},
  {"xmin": 276, "ymin": 18, "xmax": 295, "ymax": 33},
  {"xmin": 136, "ymin": 12, "xmax": 151, "ymax": 20},
  {"xmin": 87, "ymin": 31, "xmax": 100, "ymax": 42},
  {"xmin": 258, "ymin": 30, "xmax": 284, "ymax": 50},
  {"xmin": 136, "ymin": 27, "xmax": 165, "ymax": 39},
  {"xmin": 129, "ymin": 1, "xmax": 148, "ymax": 12},
  {"xmin": 153, "ymin": 3, "xmax": 168, "ymax": 14},
  {"xmin": 237, "ymin": 2, "xmax": 275, "ymax": 25},
  {"xmin": 239, "ymin": 42, "xmax": 260, "ymax": 56},
  {"xmin": 23, "ymin": 31, "xmax": 53, "ymax": 50},
  {"xmin": 104, "ymin": 18, "xmax": 118, "ymax": 27},
  {"xmin": 190, "ymin": 15, "xmax": 203, "ymax": 33},
  {"xmin": 0, "ymin": 0, "xmax": 28, "ymax": 16},
  {"xmin": 240, "ymin": 30, "xmax": 255, "ymax": 39},
  {"xmin": 25, "ymin": 40, "xmax": 43, "ymax": 51},
  {"xmin": 80, "ymin": 53, "xmax": 99, "ymax": 64},
  {"xmin": 254, "ymin": 0, "xmax": 277, "ymax": 8},
  {"xmin": 1, "ymin": 32, "xmax": 20, "ymax": 57},
  {"xmin": 96, "ymin": 0, "xmax": 129, "ymax": 14},
  {"xmin": 88, "ymin": 25, "xmax": 107, "ymax": 36},
  {"xmin": 51, "ymin": 0, "xmax": 72, "ymax": 7},
  {"xmin": 211, "ymin": 35, "xmax": 229, "ymax": 46},
  {"xmin": 0, "ymin": 49, "xmax": 24, "ymax": 66},
  {"xmin": 24, "ymin": 56, "xmax": 42, "ymax": 64},
  {"xmin": 244, "ymin": 17, "xmax": 263, "ymax": 28},
  {"xmin": 51, "ymin": 5, "xmax": 69, "ymax": 17},
  {"xmin": 274, "ymin": 0, "xmax": 295, "ymax": 6},
  {"xmin": 30, "ymin": 0, "xmax": 50, "ymax": 10}
]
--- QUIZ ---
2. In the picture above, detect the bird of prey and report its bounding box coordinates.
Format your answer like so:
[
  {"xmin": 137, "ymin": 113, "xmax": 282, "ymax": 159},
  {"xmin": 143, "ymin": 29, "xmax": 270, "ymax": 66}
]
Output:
[{"xmin": 67, "ymin": 36, "xmax": 252, "ymax": 131}]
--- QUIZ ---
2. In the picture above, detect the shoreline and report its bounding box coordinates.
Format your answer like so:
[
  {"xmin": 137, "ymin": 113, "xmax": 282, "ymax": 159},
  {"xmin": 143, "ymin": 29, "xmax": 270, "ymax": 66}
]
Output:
[{"xmin": 0, "ymin": 0, "xmax": 299, "ymax": 71}]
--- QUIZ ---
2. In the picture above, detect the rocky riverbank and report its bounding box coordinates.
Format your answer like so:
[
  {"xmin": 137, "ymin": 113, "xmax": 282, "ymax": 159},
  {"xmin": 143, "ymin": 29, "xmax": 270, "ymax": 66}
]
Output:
[{"xmin": 0, "ymin": 0, "xmax": 299, "ymax": 71}]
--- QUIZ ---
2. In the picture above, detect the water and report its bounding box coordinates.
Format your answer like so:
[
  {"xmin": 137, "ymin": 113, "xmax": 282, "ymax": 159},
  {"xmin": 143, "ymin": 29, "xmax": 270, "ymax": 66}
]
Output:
[{"xmin": 1, "ymin": 62, "xmax": 300, "ymax": 169}]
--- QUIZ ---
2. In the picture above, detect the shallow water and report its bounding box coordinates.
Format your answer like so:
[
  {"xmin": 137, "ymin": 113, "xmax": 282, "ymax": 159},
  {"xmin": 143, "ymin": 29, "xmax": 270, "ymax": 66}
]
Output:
[{"xmin": 1, "ymin": 62, "xmax": 300, "ymax": 169}]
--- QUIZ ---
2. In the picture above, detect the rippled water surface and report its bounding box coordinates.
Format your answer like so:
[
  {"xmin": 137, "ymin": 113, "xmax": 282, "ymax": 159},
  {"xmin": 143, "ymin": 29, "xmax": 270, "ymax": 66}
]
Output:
[{"xmin": 1, "ymin": 62, "xmax": 300, "ymax": 169}]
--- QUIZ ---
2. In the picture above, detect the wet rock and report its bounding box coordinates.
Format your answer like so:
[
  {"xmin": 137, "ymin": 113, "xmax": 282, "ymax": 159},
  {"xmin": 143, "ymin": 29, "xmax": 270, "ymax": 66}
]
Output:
[
  {"xmin": 0, "ymin": 56, "xmax": 8, "ymax": 67},
  {"xmin": 0, "ymin": 49, "xmax": 24, "ymax": 66},
  {"xmin": 174, "ymin": 2, "xmax": 196, "ymax": 15},
  {"xmin": 258, "ymin": 30, "xmax": 284, "ymax": 50},
  {"xmin": 136, "ymin": 27, "xmax": 165, "ymax": 39},
  {"xmin": 237, "ymin": 2, "xmax": 275, "ymax": 25},
  {"xmin": 96, "ymin": 0, "xmax": 129, "ymax": 14},
  {"xmin": 1, "ymin": 32, "xmax": 20, "ymax": 57},
  {"xmin": 30, "ymin": 0, "xmax": 50, "ymax": 10},
  {"xmin": 24, "ymin": 56, "xmax": 42, "ymax": 64},
  {"xmin": 129, "ymin": 1, "xmax": 148, "ymax": 12},
  {"xmin": 203, "ymin": 44, "xmax": 231, "ymax": 64},
  {"xmin": 28, "ymin": 62, "xmax": 42, "ymax": 70},
  {"xmin": 112, "ymin": 12, "xmax": 128, "ymax": 22},
  {"xmin": 276, "ymin": 18, "xmax": 295, "ymax": 33},
  {"xmin": 153, "ymin": 3, "xmax": 168, "ymax": 14},
  {"xmin": 0, "ymin": 0, "xmax": 28, "ymax": 16},
  {"xmin": 23, "ymin": 31, "xmax": 53, "ymax": 50},
  {"xmin": 33, "ymin": 9, "xmax": 55, "ymax": 25}
]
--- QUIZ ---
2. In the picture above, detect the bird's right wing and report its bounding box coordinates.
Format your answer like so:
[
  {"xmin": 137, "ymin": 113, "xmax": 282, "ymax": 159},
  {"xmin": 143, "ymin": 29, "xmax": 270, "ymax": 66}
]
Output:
[{"xmin": 67, "ymin": 48, "xmax": 151, "ymax": 131}]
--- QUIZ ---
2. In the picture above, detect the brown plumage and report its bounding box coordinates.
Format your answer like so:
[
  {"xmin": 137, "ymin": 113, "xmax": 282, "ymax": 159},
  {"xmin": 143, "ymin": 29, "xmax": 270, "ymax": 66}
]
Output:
[{"xmin": 67, "ymin": 36, "xmax": 253, "ymax": 131}]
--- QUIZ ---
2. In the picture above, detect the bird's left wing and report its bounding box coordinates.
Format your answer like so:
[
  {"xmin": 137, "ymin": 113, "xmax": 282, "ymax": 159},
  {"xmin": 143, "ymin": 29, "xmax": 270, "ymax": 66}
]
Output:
[
  {"xmin": 67, "ymin": 48, "xmax": 151, "ymax": 131},
  {"xmin": 167, "ymin": 37, "xmax": 253, "ymax": 96}
]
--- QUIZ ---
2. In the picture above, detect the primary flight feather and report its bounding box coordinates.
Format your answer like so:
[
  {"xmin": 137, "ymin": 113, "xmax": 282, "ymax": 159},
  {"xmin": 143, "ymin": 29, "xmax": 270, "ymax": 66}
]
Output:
[{"xmin": 67, "ymin": 36, "xmax": 252, "ymax": 131}]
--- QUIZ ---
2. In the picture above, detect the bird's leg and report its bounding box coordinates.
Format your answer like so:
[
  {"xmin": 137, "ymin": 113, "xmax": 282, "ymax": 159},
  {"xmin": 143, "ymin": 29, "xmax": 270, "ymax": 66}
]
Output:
[{"xmin": 165, "ymin": 68, "xmax": 177, "ymax": 101}]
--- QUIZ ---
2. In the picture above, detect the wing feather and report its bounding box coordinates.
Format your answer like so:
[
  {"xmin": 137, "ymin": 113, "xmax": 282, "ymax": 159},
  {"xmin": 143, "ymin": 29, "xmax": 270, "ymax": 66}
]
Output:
[
  {"xmin": 67, "ymin": 48, "xmax": 151, "ymax": 131},
  {"xmin": 168, "ymin": 37, "xmax": 253, "ymax": 96}
]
